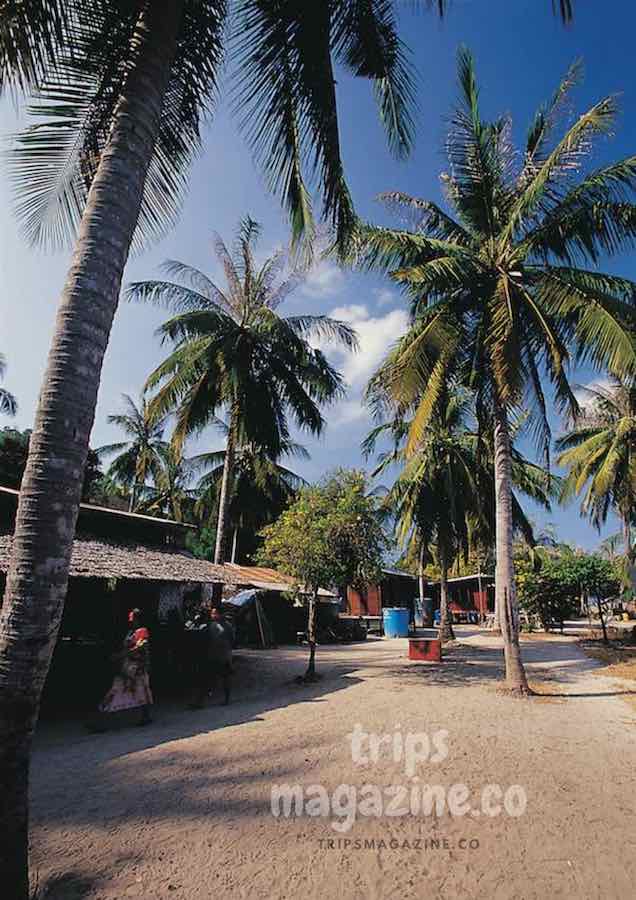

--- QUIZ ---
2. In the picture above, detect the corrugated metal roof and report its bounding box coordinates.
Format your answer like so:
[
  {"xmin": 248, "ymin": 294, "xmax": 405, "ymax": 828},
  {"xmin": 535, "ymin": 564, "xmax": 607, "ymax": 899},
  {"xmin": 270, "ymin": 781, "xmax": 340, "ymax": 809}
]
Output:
[
  {"xmin": 428, "ymin": 573, "xmax": 495, "ymax": 586},
  {"xmin": 223, "ymin": 563, "xmax": 337, "ymax": 597},
  {"xmin": 0, "ymin": 485, "xmax": 195, "ymax": 530}
]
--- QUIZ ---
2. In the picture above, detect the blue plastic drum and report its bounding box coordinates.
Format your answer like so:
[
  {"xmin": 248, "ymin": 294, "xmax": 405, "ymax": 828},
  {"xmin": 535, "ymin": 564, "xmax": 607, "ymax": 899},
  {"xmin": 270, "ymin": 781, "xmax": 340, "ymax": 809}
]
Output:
[{"xmin": 383, "ymin": 607, "xmax": 410, "ymax": 638}]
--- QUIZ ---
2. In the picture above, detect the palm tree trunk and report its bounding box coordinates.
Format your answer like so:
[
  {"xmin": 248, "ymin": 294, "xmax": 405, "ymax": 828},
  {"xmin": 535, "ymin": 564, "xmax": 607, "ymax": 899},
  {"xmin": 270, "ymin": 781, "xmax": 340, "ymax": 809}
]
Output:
[
  {"xmin": 438, "ymin": 554, "xmax": 455, "ymax": 643},
  {"xmin": 230, "ymin": 528, "xmax": 239, "ymax": 564},
  {"xmin": 477, "ymin": 565, "xmax": 484, "ymax": 625},
  {"xmin": 622, "ymin": 511, "xmax": 635, "ymax": 600},
  {"xmin": 213, "ymin": 405, "xmax": 239, "ymax": 565},
  {"xmin": 305, "ymin": 588, "xmax": 318, "ymax": 680},
  {"xmin": 492, "ymin": 397, "xmax": 530, "ymax": 695},
  {"xmin": 129, "ymin": 480, "xmax": 138, "ymax": 512},
  {"xmin": 418, "ymin": 541, "xmax": 426, "ymax": 626},
  {"xmin": 0, "ymin": 5, "xmax": 184, "ymax": 896}
]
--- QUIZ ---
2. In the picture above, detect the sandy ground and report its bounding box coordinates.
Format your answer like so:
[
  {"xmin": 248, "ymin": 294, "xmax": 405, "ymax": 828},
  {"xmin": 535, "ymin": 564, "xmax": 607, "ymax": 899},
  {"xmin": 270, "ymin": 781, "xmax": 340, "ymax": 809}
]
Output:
[{"xmin": 31, "ymin": 627, "xmax": 636, "ymax": 900}]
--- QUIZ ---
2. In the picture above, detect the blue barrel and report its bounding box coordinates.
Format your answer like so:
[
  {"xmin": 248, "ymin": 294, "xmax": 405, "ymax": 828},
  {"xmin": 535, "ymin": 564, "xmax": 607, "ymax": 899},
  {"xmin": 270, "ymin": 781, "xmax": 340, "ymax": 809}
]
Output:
[{"xmin": 383, "ymin": 607, "xmax": 410, "ymax": 638}]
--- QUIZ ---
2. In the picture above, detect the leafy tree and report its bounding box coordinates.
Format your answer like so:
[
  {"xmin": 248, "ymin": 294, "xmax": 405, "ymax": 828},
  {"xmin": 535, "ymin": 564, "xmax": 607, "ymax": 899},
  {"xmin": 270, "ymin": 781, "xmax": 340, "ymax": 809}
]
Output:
[
  {"xmin": 357, "ymin": 51, "xmax": 636, "ymax": 692},
  {"xmin": 517, "ymin": 552, "xmax": 620, "ymax": 638},
  {"xmin": 0, "ymin": 355, "xmax": 17, "ymax": 417},
  {"xmin": 130, "ymin": 217, "xmax": 355, "ymax": 562},
  {"xmin": 258, "ymin": 470, "xmax": 388, "ymax": 679},
  {"xmin": 97, "ymin": 394, "xmax": 168, "ymax": 511},
  {"xmin": 0, "ymin": 429, "xmax": 30, "ymax": 489},
  {"xmin": 186, "ymin": 524, "xmax": 217, "ymax": 561},
  {"xmin": 556, "ymin": 377, "xmax": 635, "ymax": 592}
]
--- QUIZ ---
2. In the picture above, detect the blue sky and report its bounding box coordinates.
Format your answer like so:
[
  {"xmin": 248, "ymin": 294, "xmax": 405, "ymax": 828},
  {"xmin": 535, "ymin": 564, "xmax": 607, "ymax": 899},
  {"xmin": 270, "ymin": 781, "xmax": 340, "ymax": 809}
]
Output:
[{"xmin": 0, "ymin": 0, "xmax": 633, "ymax": 550}]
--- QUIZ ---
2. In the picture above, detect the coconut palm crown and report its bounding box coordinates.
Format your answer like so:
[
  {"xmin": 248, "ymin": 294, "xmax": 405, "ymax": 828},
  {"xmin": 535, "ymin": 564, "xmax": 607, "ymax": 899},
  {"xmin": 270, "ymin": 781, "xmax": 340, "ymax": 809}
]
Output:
[
  {"xmin": 0, "ymin": 354, "xmax": 17, "ymax": 417},
  {"xmin": 556, "ymin": 377, "xmax": 635, "ymax": 567},
  {"xmin": 129, "ymin": 217, "xmax": 356, "ymax": 452},
  {"xmin": 128, "ymin": 216, "xmax": 357, "ymax": 560},
  {"xmin": 361, "ymin": 51, "xmax": 636, "ymax": 446},
  {"xmin": 97, "ymin": 393, "xmax": 168, "ymax": 510}
]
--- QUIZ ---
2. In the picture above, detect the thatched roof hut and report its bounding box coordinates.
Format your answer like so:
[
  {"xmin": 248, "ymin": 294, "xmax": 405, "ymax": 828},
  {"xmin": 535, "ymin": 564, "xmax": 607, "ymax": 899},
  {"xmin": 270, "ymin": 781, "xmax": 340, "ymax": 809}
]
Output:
[
  {"xmin": 0, "ymin": 532, "xmax": 239, "ymax": 584},
  {"xmin": 0, "ymin": 487, "xmax": 323, "ymax": 594}
]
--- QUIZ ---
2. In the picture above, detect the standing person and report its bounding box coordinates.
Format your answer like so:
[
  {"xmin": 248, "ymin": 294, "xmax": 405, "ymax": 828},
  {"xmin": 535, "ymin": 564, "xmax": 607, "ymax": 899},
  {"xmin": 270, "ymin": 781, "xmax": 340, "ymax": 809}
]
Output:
[
  {"xmin": 189, "ymin": 607, "xmax": 233, "ymax": 709},
  {"xmin": 93, "ymin": 609, "xmax": 153, "ymax": 729}
]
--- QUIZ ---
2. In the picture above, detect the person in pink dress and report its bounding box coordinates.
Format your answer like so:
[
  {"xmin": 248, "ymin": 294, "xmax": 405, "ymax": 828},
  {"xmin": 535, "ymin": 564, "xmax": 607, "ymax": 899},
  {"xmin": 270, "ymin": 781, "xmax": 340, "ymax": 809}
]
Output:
[{"xmin": 96, "ymin": 609, "xmax": 153, "ymax": 727}]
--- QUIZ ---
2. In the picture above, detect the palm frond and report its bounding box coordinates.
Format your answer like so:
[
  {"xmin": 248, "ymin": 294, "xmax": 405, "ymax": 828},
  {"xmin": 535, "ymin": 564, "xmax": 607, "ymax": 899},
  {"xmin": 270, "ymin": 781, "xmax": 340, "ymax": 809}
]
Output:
[
  {"xmin": 332, "ymin": 0, "xmax": 416, "ymax": 159},
  {"xmin": 521, "ymin": 59, "xmax": 582, "ymax": 182},
  {"xmin": 285, "ymin": 315, "xmax": 359, "ymax": 350},
  {"xmin": 502, "ymin": 94, "xmax": 619, "ymax": 244},
  {"xmin": 9, "ymin": 1, "xmax": 226, "ymax": 250},
  {"xmin": 0, "ymin": 0, "xmax": 70, "ymax": 94}
]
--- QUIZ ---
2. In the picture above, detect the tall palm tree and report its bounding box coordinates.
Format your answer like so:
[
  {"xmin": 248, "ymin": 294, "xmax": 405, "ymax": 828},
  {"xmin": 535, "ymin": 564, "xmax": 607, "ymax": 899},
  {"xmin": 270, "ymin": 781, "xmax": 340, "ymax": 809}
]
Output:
[
  {"xmin": 357, "ymin": 50, "xmax": 636, "ymax": 692},
  {"xmin": 367, "ymin": 389, "xmax": 554, "ymax": 641},
  {"xmin": 556, "ymin": 377, "xmax": 636, "ymax": 587},
  {"xmin": 195, "ymin": 438, "xmax": 307, "ymax": 563},
  {"xmin": 379, "ymin": 392, "xmax": 478, "ymax": 642},
  {"xmin": 0, "ymin": 354, "xmax": 17, "ymax": 417},
  {"xmin": 0, "ymin": 6, "xmax": 577, "ymax": 894},
  {"xmin": 129, "ymin": 216, "xmax": 356, "ymax": 563},
  {"xmin": 139, "ymin": 443, "xmax": 199, "ymax": 523},
  {"xmin": 97, "ymin": 394, "xmax": 167, "ymax": 510}
]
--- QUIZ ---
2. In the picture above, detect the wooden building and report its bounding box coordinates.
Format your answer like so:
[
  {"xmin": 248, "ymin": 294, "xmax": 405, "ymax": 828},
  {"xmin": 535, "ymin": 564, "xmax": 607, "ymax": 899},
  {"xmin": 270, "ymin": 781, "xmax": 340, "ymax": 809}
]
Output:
[
  {"xmin": 344, "ymin": 568, "xmax": 418, "ymax": 628},
  {"xmin": 427, "ymin": 573, "xmax": 495, "ymax": 622}
]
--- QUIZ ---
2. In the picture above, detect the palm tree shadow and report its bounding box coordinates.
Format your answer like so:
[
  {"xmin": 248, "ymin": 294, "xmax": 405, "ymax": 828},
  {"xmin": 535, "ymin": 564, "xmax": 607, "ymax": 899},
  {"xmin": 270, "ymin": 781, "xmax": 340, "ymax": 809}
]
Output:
[
  {"xmin": 383, "ymin": 638, "xmax": 636, "ymax": 701},
  {"xmin": 34, "ymin": 872, "xmax": 95, "ymax": 899},
  {"xmin": 34, "ymin": 647, "xmax": 365, "ymax": 763}
]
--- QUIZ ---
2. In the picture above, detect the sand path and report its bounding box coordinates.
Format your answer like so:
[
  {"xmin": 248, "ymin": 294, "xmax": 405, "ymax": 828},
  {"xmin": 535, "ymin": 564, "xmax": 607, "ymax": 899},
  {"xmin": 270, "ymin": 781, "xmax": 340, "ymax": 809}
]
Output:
[{"xmin": 31, "ymin": 628, "xmax": 636, "ymax": 899}]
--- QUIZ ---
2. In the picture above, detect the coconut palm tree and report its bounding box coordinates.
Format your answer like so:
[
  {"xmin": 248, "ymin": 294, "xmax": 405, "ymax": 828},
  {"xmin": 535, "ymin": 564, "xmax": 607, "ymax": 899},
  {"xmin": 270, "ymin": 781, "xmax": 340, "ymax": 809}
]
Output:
[
  {"xmin": 0, "ymin": 354, "xmax": 17, "ymax": 417},
  {"xmin": 378, "ymin": 392, "xmax": 477, "ymax": 642},
  {"xmin": 556, "ymin": 377, "xmax": 635, "ymax": 587},
  {"xmin": 356, "ymin": 50, "xmax": 636, "ymax": 692},
  {"xmin": 366, "ymin": 389, "xmax": 554, "ymax": 641},
  {"xmin": 195, "ymin": 437, "xmax": 307, "ymax": 563},
  {"xmin": 138, "ymin": 443, "xmax": 199, "ymax": 523},
  {"xmin": 97, "ymin": 394, "xmax": 167, "ymax": 511},
  {"xmin": 129, "ymin": 216, "xmax": 356, "ymax": 563}
]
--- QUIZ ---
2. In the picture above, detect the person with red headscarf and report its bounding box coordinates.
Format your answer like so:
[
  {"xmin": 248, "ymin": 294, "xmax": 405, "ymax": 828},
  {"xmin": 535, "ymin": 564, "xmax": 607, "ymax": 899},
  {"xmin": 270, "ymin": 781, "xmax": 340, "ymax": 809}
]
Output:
[{"xmin": 94, "ymin": 608, "xmax": 153, "ymax": 727}]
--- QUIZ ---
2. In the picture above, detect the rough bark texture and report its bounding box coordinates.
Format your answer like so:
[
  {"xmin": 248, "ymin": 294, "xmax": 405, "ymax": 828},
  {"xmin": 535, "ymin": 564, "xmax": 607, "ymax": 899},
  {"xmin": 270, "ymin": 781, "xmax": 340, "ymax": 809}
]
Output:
[
  {"xmin": 438, "ymin": 558, "xmax": 455, "ymax": 643},
  {"xmin": 492, "ymin": 397, "xmax": 530, "ymax": 695},
  {"xmin": 418, "ymin": 542, "xmax": 426, "ymax": 625},
  {"xmin": 0, "ymin": 5, "xmax": 184, "ymax": 896},
  {"xmin": 213, "ymin": 404, "xmax": 239, "ymax": 565},
  {"xmin": 624, "ymin": 512, "xmax": 636, "ymax": 595},
  {"xmin": 597, "ymin": 594, "xmax": 609, "ymax": 644},
  {"xmin": 129, "ymin": 480, "xmax": 139, "ymax": 512},
  {"xmin": 305, "ymin": 591, "xmax": 318, "ymax": 679}
]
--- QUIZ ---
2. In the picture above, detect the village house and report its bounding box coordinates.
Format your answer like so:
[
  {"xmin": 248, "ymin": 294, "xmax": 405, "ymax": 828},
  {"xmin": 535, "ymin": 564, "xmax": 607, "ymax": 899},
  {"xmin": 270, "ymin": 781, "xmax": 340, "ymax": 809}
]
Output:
[{"xmin": 0, "ymin": 487, "xmax": 332, "ymax": 711}]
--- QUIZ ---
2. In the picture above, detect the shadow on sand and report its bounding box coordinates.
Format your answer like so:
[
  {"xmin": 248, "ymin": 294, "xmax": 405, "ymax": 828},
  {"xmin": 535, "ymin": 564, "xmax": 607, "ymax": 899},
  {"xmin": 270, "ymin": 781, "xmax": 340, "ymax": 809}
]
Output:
[{"xmin": 381, "ymin": 635, "xmax": 636, "ymax": 701}]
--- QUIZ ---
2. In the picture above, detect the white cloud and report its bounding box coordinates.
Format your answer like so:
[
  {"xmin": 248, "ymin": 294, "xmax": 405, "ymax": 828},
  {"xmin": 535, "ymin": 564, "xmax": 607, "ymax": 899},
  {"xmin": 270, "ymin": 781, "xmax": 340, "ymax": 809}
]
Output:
[
  {"xmin": 327, "ymin": 303, "xmax": 409, "ymax": 386},
  {"xmin": 573, "ymin": 378, "xmax": 613, "ymax": 414},
  {"xmin": 313, "ymin": 302, "xmax": 409, "ymax": 429},
  {"xmin": 329, "ymin": 397, "xmax": 370, "ymax": 426},
  {"xmin": 374, "ymin": 287, "xmax": 398, "ymax": 308},
  {"xmin": 301, "ymin": 261, "xmax": 344, "ymax": 298}
]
